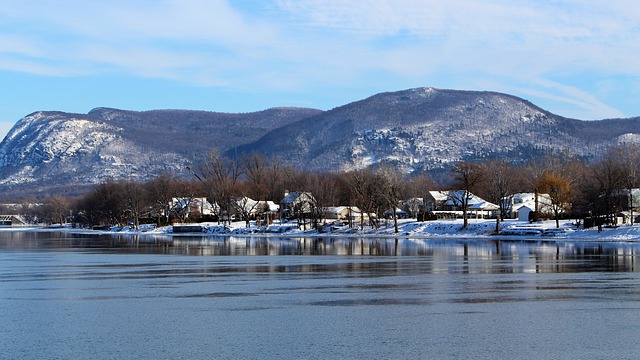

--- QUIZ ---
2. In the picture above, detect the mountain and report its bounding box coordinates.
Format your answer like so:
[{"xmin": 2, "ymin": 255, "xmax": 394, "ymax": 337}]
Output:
[
  {"xmin": 0, "ymin": 107, "xmax": 322, "ymax": 199},
  {"xmin": 0, "ymin": 87, "xmax": 639, "ymax": 200},
  {"xmin": 232, "ymin": 87, "xmax": 640, "ymax": 172}
]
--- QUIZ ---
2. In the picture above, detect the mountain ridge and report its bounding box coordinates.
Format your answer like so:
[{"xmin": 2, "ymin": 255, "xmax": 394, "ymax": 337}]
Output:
[
  {"xmin": 231, "ymin": 87, "xmax": 640, "ymax": 172},
  {"xmin": 0, "ymin": 87, "xmax": 638, "ymax": 200}
]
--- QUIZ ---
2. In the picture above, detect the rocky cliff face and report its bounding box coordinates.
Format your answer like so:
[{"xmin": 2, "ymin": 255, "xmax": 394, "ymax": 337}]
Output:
[{"xmin": 0, "ymin": 87, "xmax": 638, "ymax": 199}]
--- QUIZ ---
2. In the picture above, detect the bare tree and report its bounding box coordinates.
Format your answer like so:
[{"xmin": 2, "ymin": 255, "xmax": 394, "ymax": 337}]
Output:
[
  {"xmin": 170, "ymin": 179, "xmax": 198, "ymax": 223},
  {"xmin": 377, "ymin": 166, "xmax": 406, "ymax": 233},
  {"xmin": 304, "ymin": 172, "xmax": 340, "ymax": 230},
  {"xmin": 481, "ymin": 159, "xmax": 518, "ymax": 232},
  {"xmin": 145, "ymin": 173, "xmax": 179, "ymax": 225},
  {"xmin": 43, "ymin": 195, "xmax": 70, "ymax": 225},
  {"xmin": 346, "ymin": 169, "xmax": 383, "ymax": 230},
  {"xmin": 451, "ymin": 161, "xmax": 485, "ymax": 228},
  {"xmin": 122, "ymin": 180, "xmax": 148, "ymax": 229},
  {"xmin": 199, "ymin": 150, "xmax": 241, "ymax": 225},
  {"xmin": 243, "ymin": 152, "xmax": 269, "ymax": 201},
  {"xmin": 592, "ymin": 153, "xmax": 626, "ymax": 224},
  {"xmin": 611, "ymin": 144, "xmax": 640, "ymax": 225}
]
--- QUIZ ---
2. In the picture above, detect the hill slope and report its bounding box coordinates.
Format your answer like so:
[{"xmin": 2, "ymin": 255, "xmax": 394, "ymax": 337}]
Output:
[
  {"xmin": 0, "ymin": 87, "xmax": 639, "ymax": 200},
  {"xmin": 0, "ymin": 107, "xmax": 321, "ymax": 198},
  {"xmin": 233, "ymin": 88, "xmax": 640, "ymax": 172}
]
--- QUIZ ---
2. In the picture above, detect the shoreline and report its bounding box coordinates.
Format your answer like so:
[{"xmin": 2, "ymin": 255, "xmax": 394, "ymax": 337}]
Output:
[{"xmin": 4, "ymin": 218, "xmax": 640, "ymax": 243}]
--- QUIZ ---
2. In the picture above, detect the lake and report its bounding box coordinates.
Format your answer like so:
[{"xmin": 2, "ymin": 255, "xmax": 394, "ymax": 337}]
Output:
[{"xmin": 2, "ymin": 231, "xmax": 640, "ymax": 359}]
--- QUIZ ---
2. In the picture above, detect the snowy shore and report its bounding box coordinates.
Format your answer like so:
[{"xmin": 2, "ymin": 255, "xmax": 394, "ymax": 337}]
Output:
[
  {"xmin": 5, "ymin": 218, "xmax": 640, "ymax": 242},
  {"xmin": 98, "ymin": 219, "xmax": 640, "ymax": 242}
]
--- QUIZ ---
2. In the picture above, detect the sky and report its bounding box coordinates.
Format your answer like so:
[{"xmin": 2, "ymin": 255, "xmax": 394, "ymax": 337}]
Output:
[{"xmin": 0, "ymin": 0, "xmax": 638, "ymax": 139}]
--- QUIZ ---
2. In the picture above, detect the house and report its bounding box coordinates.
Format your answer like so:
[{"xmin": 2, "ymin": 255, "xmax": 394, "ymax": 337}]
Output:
[
  {"xmin": 503, "ymin": 193, "xmax": 553, "ymax": 219},
  {"xmin": 516, "ymin": 205, "xmax": 535, "ymax": 221},
  {"xmin": 323, "ymin": 206, "xmax": 374, "ymax": 224},
  {"xmin": 423, "ymin": 190, "xmax": 498, "ymax": 218},
  {"xmin": 170, "ymin": 197, "xmax": 219, "ymax": 219},
  {"xmin": 232, "ymin": 197, "xmax": 280, "ymax": 223},
  {"xmin": 402, "ymin": 197, "xmax": 424, "ymax": 217},
  {"xmin": 256, "ymin": 201, "xmax": 280, "ymax": 214},
  {"xmin": 612, "ymin": 188, "xmax": 640, "ymax": 210},
  {"xmin": 468, "ymin": 201, "xmax": 500, "ymax": 218},
  {"xmin": 424, "ymin": 190, "xmax": 491, "ymax": 211},
  {"xmin": 383, "ymin": 208, "xmax": 409, "ymax": 219},
  {"xmin": 323, "ymin": 206, "xmax": 360, "ymax": 221},
  {"xmin": 280, "ymin": 191, "xmax": 316, "ymax": 219},
  {"xmin": 233, "ymin": 196, "xmax": 259, "ymax": 216},
  {"xmin": 424, "ymin": 191, "xmax": 450, "ymax": 212},
  {"xmin": 254, "ymin": 200, "xmax": 280, "ymax": 225}
]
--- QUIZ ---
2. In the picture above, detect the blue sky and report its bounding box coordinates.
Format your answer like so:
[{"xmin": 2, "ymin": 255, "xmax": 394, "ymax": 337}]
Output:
[{"xmin": 0, "ymin": 0, "xmax": 638, "ymax": 139}]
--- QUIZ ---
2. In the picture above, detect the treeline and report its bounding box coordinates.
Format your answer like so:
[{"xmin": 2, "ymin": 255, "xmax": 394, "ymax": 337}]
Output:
[{"xmin": 15, "ymin": 143, "xmax": 640, "ymax": 230}]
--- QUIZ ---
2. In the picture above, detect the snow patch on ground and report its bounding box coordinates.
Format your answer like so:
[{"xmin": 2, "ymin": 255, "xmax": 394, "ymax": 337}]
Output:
[{"xmin": 25, "ymin": 218, "xmax": 640, "ymax": 243}]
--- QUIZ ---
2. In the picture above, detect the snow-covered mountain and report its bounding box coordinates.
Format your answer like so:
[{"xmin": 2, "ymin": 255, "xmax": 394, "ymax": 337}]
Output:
[
  {"xmin": 0, "ymin": 107, "xmax": 321, "ymax": 198},
  {"xmin": 234, "ymin": 87, "xmax": 640, "ymax": 172},
  {"xmin": 0, "ymin": 87, "xmax": 638, "ymax": 199}
]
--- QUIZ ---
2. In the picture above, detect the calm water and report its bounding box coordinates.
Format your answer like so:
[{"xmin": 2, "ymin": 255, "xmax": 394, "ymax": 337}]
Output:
[{"xmin": 2, "ymin": 231, "xmax": 640, "ymax": 359}]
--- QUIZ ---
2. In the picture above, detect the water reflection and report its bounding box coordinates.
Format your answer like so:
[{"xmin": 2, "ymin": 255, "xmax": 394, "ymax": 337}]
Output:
[{"xmin": 0, "ymin": 230, "xmax": 639, "ymax": 274}]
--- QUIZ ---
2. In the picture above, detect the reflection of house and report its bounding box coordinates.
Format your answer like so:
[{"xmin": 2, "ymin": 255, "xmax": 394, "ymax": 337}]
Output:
[{"xmin": 280, "ymin": 191, "xmax": 315, "ymax": 219}]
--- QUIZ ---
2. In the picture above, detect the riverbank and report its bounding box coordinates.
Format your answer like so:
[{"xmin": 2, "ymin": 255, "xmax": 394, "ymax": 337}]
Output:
[
  {"xmin": 136, "ymin": 218, "xmax": 640, "ymax": 242},
  {"xmin": 4, "ymin": 218, "xmax": 640, "ymax": 242}
]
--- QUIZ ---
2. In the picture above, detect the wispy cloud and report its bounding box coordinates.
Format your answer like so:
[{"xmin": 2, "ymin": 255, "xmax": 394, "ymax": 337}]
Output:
[{"xmin": 0, "ymin": 0, "xmax": 638, "ymax": 121}]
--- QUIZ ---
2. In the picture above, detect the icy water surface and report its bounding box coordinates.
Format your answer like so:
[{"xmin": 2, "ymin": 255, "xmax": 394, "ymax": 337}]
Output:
[{"xmin": 2, "ymin": 231, "xmax": 640, "ymax": 359}]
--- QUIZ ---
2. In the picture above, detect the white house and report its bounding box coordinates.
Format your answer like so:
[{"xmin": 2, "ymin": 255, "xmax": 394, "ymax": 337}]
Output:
[
  {"xmin": 504, "ymin": 193, "xmax": 553, "ymax": 220},
  {"xmin": 280, "ymin": 191, "xmax": 316, "ymax": 219},
  {"xmin": 323, "ymin": 206, "xmax": 370, "ymax": 222},
  {"xmin": 425, "ymin": 191, "xmax": 494, "ymax": 211},
  {"xmin": 170, "ymin": 197, "xmax": 219, "ymax": 218},
  {"xmin": 233, "ymin": 197, "xmax": 280, "ymax": 218}
]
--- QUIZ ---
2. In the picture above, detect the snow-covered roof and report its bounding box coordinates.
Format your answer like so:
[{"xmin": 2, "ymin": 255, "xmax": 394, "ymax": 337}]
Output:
[
  {"xmin": 444, "ymin": 190, "xmax": 486, "ymax": 206},
  {"xmin": 469, "ymin": 201, "xmax": 499, "ymax": 211},
  {"xmin": 428, "ymin": 191, "xmax": 449, "ymax": 201},
  {"xmin": 258, "ymin": 200, "xmax": 280, "ymax": 212},
  {"xmin": 324, "ymin": 206, "xmax": 361, "ymax": 215},
  {"xmin": 282, "ymin": 191, "xmax": 314, "ymax": 204},
  {"xmin": 384, "ymin": 207, "xmax": 408, "ymax": 215}
]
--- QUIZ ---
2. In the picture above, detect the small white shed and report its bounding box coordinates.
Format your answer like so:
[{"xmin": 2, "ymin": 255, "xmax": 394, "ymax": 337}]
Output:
[{"xmin": 517, "ymin": 205, "xmax": 535, "ymax": 221}]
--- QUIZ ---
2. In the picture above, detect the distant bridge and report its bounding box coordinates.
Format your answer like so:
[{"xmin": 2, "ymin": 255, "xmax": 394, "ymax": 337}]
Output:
[{"xmin": 0, "ymin": 215, "xmax": 27, "ymax": 226}]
